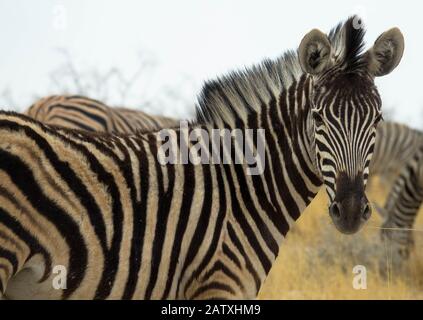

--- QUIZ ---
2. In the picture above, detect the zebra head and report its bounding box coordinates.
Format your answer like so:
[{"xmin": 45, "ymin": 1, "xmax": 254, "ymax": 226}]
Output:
[{"xmin": 299, "ymin": 17, "xmax": 404, "ymax": 234}]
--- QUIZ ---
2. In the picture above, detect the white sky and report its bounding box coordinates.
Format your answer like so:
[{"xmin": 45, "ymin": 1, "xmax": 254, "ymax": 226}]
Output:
[{"xmin": 0, "ymin": 0, "xmax": 422, "ymax": 127}]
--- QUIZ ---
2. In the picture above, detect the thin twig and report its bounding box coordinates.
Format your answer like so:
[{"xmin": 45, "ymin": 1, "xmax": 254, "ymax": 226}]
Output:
[{"xmin": 365, "ymin": 225, "xmax": 423, "ymax": 233}]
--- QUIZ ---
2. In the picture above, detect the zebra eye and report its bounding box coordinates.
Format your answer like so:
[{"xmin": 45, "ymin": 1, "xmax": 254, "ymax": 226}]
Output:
[
  {"xmin": 312, "ymin": 111, "xmax": 324, "ymax": 127},
  {"xmin": 374, "ymin": 114, "xmax": 384, "ymax": 127}
]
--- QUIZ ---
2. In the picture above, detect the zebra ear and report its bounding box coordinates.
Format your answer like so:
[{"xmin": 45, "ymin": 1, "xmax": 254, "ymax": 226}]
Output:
[
  {"xmin": 298, "ymin": 29, "xmax": 332, "ymax": 75},
  {"xmin": 366, "ymin": 28, "xmax": 405, "ymax": 77}
]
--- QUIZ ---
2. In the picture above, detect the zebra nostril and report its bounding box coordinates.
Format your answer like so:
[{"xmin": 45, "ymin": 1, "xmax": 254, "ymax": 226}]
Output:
[
  {"xmin": 362, "ymin": 203, "xmax": 371, "ymax": 220},
  {"xmin": 330, "ymin": 202, "xmax": 341, "ymax": 219}
]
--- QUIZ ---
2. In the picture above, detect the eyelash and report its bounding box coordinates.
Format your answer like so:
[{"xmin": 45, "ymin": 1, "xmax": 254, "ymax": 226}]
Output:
[
  {"xmin": 312, "ymin": 112, "xmax": 324, "ymax": 126},
  {"xmin": 374, "ymin": 114, "xmax": 384, "ymax": 127}
]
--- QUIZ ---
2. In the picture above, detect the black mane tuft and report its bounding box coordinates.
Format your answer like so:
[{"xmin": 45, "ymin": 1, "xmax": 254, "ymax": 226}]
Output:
[{"xmin": 329, "ymin": 15, "xmax": 367, "ymax": 73}]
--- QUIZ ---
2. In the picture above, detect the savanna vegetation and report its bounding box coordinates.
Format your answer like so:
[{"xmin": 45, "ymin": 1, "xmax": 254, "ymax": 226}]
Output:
[{"xmin": 259, "ymin": 177, "xmax": 423, "ymax": 299}]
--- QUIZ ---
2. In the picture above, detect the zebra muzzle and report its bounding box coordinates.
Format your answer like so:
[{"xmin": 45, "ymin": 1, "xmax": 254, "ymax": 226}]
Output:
[{"xmin": 329, "ymin": 173, "xmax": 371, "ymax": 234}]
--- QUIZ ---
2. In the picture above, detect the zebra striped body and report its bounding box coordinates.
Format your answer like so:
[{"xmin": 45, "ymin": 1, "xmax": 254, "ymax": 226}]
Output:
[
  {"xmin": 0, "ymin": 107, "xmax": 321, "ymax": 299},
  {"xmin": 25, "ymin": 95, "xmax": 180, "ymax": 134},
  {"xmin": 0, "ymin": 17, "xmax": 404, "ymax": 299}
]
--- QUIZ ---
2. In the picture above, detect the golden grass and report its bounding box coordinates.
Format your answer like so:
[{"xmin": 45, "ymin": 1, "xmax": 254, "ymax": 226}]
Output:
[{"xmin": 258, "ymin": 177, "xmax": 423, "ymax": 299}]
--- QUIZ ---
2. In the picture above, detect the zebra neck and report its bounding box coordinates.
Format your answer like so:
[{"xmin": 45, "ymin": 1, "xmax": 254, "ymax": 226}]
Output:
[{"xmin": 188, "ymin": 75, "xmax": 322, "ymax": 296}]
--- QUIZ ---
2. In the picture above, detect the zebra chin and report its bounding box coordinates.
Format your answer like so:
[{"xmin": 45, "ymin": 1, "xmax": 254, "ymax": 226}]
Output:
[{"xmin": 328, "ymin": 172, "xmax": 372, "ymax": 234}]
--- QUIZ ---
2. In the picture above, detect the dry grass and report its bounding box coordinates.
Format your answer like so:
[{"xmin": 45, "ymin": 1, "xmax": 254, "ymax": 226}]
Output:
[{"xmin": 258, "ymin": 177, "xmax": 423, "ymax": 299}]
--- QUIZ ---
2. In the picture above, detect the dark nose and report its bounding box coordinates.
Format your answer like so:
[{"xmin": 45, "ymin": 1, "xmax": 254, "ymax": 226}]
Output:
[{"xmin": 329, "ymin": 195, "xmax": 371, "ymax": 234}]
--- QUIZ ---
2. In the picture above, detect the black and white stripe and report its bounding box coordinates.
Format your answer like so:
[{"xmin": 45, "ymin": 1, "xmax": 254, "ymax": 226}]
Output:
[
  {"xmin": 371, "ymin": 121, "xmax": 423, "ymax": 180},
  {"xmin": 370, "ymin": 122, "xmax": 423, "ymax": 260},
  {"xmin": 25, "ymin": 95, "xmax": 180, "ymax": 134},
  {"xmin": 0, "ymin": 16, "xmax": 404, "ymax": 299}
]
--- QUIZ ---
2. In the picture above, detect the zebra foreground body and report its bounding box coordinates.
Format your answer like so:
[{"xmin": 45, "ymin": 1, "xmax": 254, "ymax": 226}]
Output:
[
  {"xmin": 25, "ymin": 95, "xmax": 180, "ymax": 134},
  {"xmin": 0, "ymin": 17, "xmax": 404, "ymax": 299},
  {"xmin": 370, "ymin": 122, "xmax": 423, "ymax": 261}
]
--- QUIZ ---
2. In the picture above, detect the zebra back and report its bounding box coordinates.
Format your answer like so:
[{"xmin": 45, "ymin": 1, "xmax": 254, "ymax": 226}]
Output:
[
  {"xmin": 25, "ymin": 95, "xmax": 180, "ymax": 134},
  {"xmin": 370, "ymin": 121, "xmax": 423, "ymax": 181},
  {"xmin": 110, "ymin": 107, "xmax": 180, "ymax": 134}
]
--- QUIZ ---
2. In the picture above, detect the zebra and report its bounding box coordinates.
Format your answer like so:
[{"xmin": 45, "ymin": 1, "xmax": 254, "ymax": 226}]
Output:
[
  {"xmin": 371, "ymin": 121, "xmax": 423, "ymax": 182},
  {"xmin": 369, "ymin": 122, "xmax": 423, "ymax": 262},
  {"xmin": 24, "ymin": 95, "xmax": 180, "ymax": 134},
  {"xmin": 380, "ymin": 151, "xmax": 423, "ymax": 265},
  {"xmin": 0, "ymin": 16, "xmax": 404, "ymax": 299}
]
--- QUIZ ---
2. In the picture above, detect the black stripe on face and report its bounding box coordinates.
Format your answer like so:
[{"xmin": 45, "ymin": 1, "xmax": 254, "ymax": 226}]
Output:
[{"xmin": 315, "ymin": 101, "xmax": 376, "ymax": 177}]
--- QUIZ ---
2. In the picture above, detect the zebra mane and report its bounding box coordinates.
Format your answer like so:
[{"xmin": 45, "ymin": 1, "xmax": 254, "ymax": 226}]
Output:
[
  {"xmin": 328, "ymin": 15, "xmax": 367, "ymax": 73},
  {"xmin": 195, "ymin": 16, "xmax": 367, "ymax": 126},
  {"xmin": 195, "ymin": 51, "xmax": 302, "ymax": 126}
]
